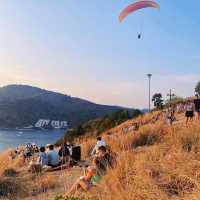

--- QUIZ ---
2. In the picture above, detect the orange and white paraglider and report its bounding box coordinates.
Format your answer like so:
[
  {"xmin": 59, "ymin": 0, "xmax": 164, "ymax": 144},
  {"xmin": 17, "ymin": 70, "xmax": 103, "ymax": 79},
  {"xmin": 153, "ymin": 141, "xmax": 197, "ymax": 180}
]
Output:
[{"xmin": 118, "ymin": 0, "xmax": 160, "ymax": 39}]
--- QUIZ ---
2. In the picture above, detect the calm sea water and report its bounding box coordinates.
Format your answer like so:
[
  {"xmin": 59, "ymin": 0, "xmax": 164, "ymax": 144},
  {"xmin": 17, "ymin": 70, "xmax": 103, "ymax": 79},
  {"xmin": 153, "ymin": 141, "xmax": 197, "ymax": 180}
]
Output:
[{"xmin": 0, "ymin": 129, "xmax": 66, "ymax": 152}]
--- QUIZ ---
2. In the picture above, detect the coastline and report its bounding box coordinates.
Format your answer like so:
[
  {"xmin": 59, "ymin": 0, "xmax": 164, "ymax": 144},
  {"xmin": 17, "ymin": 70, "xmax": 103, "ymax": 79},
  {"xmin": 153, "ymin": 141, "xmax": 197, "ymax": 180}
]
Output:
[{"xmin": 0, "ymin": 129, "xmax": 66, "ymax": 152}]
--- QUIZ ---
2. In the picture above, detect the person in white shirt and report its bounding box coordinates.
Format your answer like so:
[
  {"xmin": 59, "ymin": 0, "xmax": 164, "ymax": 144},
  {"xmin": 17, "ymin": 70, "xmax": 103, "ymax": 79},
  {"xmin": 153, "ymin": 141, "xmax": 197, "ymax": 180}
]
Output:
[
  {"xmin": 47, "ymin": 145, "xmax": 60, "ymax": 167},
  {"xmin": 91, "ymin": 137, "xmax": 106, "ymax": 156}
]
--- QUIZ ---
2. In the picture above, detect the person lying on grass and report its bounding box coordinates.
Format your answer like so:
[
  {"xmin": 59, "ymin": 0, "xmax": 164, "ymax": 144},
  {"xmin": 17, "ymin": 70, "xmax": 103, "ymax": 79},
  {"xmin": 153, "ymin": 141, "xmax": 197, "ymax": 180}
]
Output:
[{"xmin": 63, "ymin": 166, "xmax": 97, "ymax": 198}]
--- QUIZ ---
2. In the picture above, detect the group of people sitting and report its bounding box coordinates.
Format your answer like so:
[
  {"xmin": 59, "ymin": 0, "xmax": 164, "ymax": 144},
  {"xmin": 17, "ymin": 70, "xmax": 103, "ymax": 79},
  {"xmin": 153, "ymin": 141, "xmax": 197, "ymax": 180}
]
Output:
[
  {"xmin": 23, "ymin": 143, "xmax": 39, "ymax": 158},
  {"xmin": 37, "ymin": 144, "xmax": 60, "ymax": 168},
  {"xmin": 29, "ymin": 142, "xmax": 80, "ymax": 172},
  {"xmin": 64, "ymin": 137, "xmax": 115, "ymax": 198}
]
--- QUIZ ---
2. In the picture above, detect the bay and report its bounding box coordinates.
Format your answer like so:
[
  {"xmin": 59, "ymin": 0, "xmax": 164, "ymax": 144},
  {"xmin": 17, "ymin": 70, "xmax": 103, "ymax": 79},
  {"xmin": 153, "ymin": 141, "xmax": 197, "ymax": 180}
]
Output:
[{"xmin": 0, "ymin": 129, "xmax": 66, "ymax": 152}]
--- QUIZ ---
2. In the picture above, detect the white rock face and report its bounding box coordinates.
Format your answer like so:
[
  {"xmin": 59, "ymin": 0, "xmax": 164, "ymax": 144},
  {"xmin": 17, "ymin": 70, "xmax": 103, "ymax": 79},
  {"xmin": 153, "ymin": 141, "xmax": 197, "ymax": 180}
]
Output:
[{"xmin": 35, "ymin": 119, "xmax": 68, "ymax": 128}]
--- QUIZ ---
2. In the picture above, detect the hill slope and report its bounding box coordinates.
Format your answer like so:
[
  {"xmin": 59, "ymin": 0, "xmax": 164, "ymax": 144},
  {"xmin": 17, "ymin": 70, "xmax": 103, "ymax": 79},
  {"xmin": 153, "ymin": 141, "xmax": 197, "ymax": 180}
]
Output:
[
  {"xmin": 1, "ymin": 108, "xmax": 200, "ymax": 200},
  {"xmin": 0, "ymin": 85, "xmax": 133, "ymax": 128}
]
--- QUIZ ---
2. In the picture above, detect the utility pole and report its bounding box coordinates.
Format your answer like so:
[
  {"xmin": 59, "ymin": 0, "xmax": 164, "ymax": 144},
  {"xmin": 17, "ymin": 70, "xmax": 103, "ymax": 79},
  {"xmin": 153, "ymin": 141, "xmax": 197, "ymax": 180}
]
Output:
[
  {"xmin": 167, "ymin": 89, "xmax": 175, "ymax": 103},
  {"xmin": 147, "ymin": 74, "xmax": 152, "ymax": 112}
]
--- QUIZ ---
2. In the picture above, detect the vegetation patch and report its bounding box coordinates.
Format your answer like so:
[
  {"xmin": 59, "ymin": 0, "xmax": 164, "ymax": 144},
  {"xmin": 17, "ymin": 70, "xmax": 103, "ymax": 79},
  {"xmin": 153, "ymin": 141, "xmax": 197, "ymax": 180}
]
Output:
[
  {"xmin": 3, "ymin": 168, "xmax": 18, "ymax": 177},
  {"xmin": 160, "ymin": 175, "xmax": 196, "ymax": 196},
  {"xmin": 132, "ymin": 131, "xmax": 162, "ymax": 148},
  {"xmin": 181, "ymin": 133, "xmax": 200, "ymax": 153},
  {"xmin": 54, "ymin": 195, "xmax": 96, "ymax": 200},
  {"xmin": 0, "ymin": 177, "xmax": 28, "ymax": 199}
]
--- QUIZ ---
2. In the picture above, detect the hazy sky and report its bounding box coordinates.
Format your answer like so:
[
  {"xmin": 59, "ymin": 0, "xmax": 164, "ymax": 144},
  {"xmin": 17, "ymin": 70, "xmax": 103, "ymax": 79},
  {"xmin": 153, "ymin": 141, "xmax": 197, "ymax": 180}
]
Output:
[{"xmin": 0, "ymin": 0, "xmax": 200, "ymax": 108}]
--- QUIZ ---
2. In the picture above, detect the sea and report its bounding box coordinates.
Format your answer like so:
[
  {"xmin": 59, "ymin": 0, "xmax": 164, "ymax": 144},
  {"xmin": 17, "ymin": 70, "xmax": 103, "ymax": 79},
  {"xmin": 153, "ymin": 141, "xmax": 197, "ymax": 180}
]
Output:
[{"xmin": 0, "ymin": 129, "xmax": 66, "ymax": 152}]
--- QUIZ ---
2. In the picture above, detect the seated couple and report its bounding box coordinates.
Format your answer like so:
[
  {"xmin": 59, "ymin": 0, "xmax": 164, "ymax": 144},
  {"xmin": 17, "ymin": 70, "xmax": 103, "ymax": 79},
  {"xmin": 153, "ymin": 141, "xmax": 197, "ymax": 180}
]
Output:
[
  {"xmin": 29, "ymin": 145, "xmax": 61, "ymax": 172},
  {"xmin": 39, "ymin": 145, "xmax": 60, "ymax": 168}
]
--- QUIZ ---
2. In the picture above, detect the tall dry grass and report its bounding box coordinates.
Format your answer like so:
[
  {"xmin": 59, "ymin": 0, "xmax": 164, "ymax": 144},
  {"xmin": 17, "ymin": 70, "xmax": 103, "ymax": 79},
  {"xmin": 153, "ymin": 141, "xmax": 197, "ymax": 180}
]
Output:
[
  {"xmin": 1, "ymin": 111, "xmax": 200, "ymax": 200},
  {"xmin": 84, "ymin": 113, "xmax": 200, "ymax": 200},
  {"xmin": 0, "ymin": 150, "xmax": 13, "ymax": 175}
]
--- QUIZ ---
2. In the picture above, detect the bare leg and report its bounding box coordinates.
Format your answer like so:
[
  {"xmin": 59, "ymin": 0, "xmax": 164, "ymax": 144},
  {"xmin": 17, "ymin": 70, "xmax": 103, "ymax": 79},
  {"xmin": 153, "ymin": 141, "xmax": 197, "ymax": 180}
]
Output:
[
  {"xmin": 64, "ymin": 179, "xmax": 81, "ymax": 197},
  {"xmin": 198, "ymin": 113, "xmax": 200, "ymax": 120},
  {"xmin": 186, "ymin": 117, "xmax": 188, "ymax": 126},
  {"xmin": 64, "ymin": 179, "xmax": 88, "ymax": 197}
]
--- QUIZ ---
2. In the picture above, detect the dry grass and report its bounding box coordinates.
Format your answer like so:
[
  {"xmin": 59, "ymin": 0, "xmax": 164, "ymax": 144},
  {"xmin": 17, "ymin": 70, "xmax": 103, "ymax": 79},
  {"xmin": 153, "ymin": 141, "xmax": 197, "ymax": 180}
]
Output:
[
  {"xmin": 0, "ymin": 176, "xmax": 29, "ymax": 199},
  {"xmin": 34, "ymin": 174, "xmax": 59, "ymax": 193},
  {"xmin": 0, "ymin": 150, "xmax": 13, "ymax": 175},
  {"xmin": 84, "ymin": 113, "xmax": 200, "ymax": 200},
  {"xmin": 1, "ymin": 111, "xmax": 200, "ymax": 200},
  {"xmin": 81, "ymin": 139, "xmax": 96, "ymax": 160}
]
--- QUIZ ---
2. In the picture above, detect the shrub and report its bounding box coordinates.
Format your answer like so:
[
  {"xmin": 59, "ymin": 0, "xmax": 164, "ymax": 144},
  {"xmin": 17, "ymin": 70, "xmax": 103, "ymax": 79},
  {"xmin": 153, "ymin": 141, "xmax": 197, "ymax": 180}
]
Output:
[
  {"xmin": 3, "ymin": 168, "xmax": 18, "ymax": 177},
  {"xmin": 160, "ymin": 175, "xmax": 196, "ymax": 196},
  {"xmin": 132, "ymin": 131, "xmax": 161, "ymax": 148},
  {"xmin": 131, "ymin": 125, "xmax": 163, "ymax": 149},
  {"xmin": 54, "ymin": 195, "xmax": 96, "ymax": 200},
  {"xmin": 0, "ymin": 177, "xmax": 27, "ymax": 198},
  {"xmin": 180, "ymin": 133, "xmax": 200, "ymax": 152}
]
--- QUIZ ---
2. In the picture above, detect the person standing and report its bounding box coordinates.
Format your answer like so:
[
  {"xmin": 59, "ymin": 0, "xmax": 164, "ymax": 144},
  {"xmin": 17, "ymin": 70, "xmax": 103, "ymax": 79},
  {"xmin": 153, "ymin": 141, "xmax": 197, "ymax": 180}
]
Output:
[
  {"xmin": 167, "ymin": 105, "xmax": 176, "ymax": 126},
  {"xmin": 58, "ymin": 142, "xmax": 70, "ymax": 165},
  {"xmin": 194, "ymin": 95, "xmax": 200, "ymax": 120},
  {"xmin": 185, "ymin": 100, "xmax": 195, "ymax": 126}
]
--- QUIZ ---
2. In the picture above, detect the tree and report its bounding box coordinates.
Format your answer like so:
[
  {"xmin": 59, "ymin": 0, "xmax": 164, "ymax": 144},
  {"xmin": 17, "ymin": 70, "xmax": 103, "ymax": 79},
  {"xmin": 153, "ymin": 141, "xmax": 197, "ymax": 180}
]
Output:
[
  {"xmin": 195, "ymin": 81, "xmax": 200, "ymax": 96},
  {"xmin": 152, "ymin": 93, "xmax": 163, "ymax": 109}
]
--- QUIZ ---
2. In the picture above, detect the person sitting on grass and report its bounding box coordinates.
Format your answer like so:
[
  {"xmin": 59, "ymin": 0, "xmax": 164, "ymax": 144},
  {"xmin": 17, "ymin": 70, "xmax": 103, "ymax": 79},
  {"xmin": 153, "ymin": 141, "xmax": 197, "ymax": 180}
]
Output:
[
  {"xmin": 47, "ymin": 145, "xmax": 60, "ymax": 168},
  {"xmin": 63, "ymin": 166, "xmax": 97, "ymax": 198},
  {"xmin": 37, "ymin": 146, "xmax": 48, "ymax": 167}
]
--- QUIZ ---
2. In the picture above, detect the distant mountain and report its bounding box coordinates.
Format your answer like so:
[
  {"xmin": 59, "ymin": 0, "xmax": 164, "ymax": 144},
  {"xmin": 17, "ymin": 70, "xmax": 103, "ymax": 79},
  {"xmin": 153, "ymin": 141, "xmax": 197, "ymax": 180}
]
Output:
[
  {"xmin": 0, "ymin": 85, "xmax": 135, "ymax": 128},
  {"xmin": 141, "ymin": 109, "xmax": 149, "ymax": 113}
]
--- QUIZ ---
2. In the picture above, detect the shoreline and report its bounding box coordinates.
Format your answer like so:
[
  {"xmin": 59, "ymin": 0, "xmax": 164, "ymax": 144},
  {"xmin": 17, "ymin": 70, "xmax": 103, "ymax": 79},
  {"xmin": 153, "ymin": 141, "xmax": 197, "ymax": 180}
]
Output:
[{"xmin": 0, "ymin": 129, "xmax": 66, "ymax": 153}]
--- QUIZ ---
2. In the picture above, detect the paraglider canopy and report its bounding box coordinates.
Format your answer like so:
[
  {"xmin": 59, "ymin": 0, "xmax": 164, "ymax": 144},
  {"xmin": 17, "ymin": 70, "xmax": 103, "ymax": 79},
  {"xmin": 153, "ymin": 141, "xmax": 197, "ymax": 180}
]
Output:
[{"xmin": 118, "ymin": 0, "xmax": 160, "ymax": 23}]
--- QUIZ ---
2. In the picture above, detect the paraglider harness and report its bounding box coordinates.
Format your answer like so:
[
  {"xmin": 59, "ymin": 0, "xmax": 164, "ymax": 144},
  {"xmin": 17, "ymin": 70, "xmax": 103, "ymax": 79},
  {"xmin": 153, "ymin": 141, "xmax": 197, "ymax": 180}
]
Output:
[{"xmin": 138, "ymin": 33, "xmax": 142, "ymax": 39}]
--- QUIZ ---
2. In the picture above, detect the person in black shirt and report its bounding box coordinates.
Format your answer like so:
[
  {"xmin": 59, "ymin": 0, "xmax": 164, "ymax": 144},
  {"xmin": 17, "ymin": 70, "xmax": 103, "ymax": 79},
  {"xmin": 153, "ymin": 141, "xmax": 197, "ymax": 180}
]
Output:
[
  {"xmin": 194, "ymin": 96, "xmax": 200, "ymax": 120},
  {"xmin": 58, "ymin": 142, "xmax": 70, "ymax": 165}
]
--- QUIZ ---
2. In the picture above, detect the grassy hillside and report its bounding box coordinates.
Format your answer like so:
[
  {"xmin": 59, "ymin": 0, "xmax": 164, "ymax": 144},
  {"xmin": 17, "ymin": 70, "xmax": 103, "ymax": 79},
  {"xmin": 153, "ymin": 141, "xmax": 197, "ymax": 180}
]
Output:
[{"xmin": 1, "ymin": 109, "xmax": 200, "ymax": 200}]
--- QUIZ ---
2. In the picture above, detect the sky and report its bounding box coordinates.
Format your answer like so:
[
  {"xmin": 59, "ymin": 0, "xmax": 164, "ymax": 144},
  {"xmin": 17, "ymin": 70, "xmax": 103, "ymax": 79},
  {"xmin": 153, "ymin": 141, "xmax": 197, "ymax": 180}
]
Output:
[{"xmin": 0, "ymin": 0, "xmax": 200, "ymax": 109}]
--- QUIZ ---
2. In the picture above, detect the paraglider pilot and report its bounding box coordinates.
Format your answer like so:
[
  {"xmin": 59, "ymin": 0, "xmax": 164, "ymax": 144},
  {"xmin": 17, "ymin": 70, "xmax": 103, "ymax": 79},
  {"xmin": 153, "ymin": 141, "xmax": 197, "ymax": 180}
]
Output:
[{"xmin": 138, "ymin": 33, "xmax": 142, "ymax": 39}]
